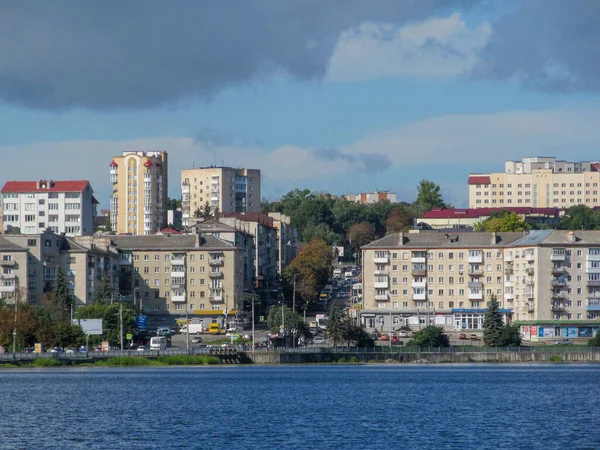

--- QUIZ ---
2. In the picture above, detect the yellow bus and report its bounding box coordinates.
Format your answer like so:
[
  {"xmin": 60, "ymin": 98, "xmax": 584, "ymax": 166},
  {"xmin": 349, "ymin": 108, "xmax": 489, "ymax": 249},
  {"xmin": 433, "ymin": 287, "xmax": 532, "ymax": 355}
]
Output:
[{"xmin": 209, "ymin": 323, "xmax": 221, "ymax": 335}]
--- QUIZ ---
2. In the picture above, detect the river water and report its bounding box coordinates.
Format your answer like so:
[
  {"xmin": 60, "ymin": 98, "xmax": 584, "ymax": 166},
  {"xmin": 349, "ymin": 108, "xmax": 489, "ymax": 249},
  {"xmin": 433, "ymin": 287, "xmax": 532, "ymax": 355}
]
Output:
[{"xmin": 1, "ymin": 364, "xmax": 599, "ymax": 449}]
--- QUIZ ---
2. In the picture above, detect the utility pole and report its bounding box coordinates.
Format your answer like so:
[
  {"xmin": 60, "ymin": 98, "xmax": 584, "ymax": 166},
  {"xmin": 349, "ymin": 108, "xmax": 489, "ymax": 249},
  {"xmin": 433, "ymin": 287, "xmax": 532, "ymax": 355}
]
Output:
[
  {"xmin": 13, "ymin": 295, "xmax": 18, "ymax": 354},
  {"xmin": 252, "ymin": 296, "xmax": 255, "ymax": 355},
  {"xmin": 119, "ymin": 301, "xmax": 124, "ymax": 351},
  {"xmin": 185, "ymin": 307, "xmax": 190, "ymax": 352},
  {"xmin": 292, "ymin": 274, "xmax": 298, "ymax": 348}
]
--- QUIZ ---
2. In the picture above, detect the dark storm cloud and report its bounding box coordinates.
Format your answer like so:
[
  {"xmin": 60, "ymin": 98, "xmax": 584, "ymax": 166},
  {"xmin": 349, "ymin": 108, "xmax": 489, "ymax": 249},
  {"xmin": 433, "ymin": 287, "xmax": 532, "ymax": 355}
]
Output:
[
  {"xmin": 0, "ymin": 0, "xmax": 469, "ymax": 110},
  {"xmin": 312, "ymin": 148, "xmax": 391, "ymax": 173},
  {"xmin": 471, "ymin": 0, "xmax": 600, "ymax": 92}
]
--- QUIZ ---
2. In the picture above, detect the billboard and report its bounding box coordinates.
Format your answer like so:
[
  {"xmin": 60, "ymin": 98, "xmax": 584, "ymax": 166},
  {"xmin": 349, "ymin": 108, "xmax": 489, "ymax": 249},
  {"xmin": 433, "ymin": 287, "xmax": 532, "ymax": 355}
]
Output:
[
  {"xmin": 72, "ymin": 319, "xmax": 103, "ymax": 335},
  {"xmin": 136, "ymin": 315, "xmax": 148, "ymax": 332},
  {"xmin": 578, "ymin": 327, "xmax": 593, "ymax": 338}
]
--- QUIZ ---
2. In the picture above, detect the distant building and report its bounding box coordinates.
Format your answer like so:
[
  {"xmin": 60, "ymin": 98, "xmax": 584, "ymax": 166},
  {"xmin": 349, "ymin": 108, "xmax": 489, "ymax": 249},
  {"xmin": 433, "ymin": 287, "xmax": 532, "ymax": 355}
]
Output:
[
  {"xmin": 181, "ymin": 166, "xmax": 260, "ymax": 227},
  {"xmin": 469, "ymin": 157, "xmax": 600, "ymax": 209},
  {"xmin": 167, "ymin": 209, "xmax": 182, "ymax": 228},
  {"xmin": 419, "ymin": 207, "xmax": 563, "ymax": 230},
  {"xmin": 345, "ymin": 190, "xmax": 396, "ymax": 205},
  {"xmin": 109, "ymin": 151, "xmax": 168, "ymax": 235},
  {"xmin": 94, "ymin": 209, "xmax": 111, "ymax": 231},
  {"xmin": 1, "ymin": 180, "xmax": 97, "ymax": 236}
]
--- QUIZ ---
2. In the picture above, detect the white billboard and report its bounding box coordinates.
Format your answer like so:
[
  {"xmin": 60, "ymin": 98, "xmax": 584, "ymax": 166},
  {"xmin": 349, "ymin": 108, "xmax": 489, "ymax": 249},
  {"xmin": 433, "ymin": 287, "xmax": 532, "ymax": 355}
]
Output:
[{"xmin": 73, "ymin": 319, "xmax": 103, "ymax": 335}]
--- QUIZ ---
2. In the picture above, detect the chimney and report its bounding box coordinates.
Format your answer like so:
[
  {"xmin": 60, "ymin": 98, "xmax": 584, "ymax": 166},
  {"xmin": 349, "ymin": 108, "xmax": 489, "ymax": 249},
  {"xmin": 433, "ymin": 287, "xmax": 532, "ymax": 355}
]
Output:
[
  {"xmin": 491, "ymin": 231, "xmax": 499, "ymax": 245},
  {"xmin": 567, "ymin": 231, "xmax": 576, "ymax": 243},
  {"xmin": 398, "ymin": 232, "xmax": 405, "ymax": 246}
]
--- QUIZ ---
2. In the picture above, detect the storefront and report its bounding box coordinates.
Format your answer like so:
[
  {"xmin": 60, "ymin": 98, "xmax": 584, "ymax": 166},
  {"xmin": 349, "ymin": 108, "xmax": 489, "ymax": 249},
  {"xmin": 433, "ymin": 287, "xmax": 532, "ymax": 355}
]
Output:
[{"xmin": 452, "ymin": 308, "xmax": 513, "ymax": 330}]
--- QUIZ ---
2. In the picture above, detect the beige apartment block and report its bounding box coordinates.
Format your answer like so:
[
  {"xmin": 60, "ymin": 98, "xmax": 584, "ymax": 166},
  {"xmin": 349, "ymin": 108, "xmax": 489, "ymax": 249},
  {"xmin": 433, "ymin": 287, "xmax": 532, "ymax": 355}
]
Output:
[
  {"xmin": 361, "ymin": 231, "xmax": 523, "ymax": 333},
  {"xmin": 111, "ymin": 234, "xmax": 244, "ymax": 319},
  {"xmin": 110, "ymin": 151, "xmax": 168, "ymax": 235},
  {"xmin": 181, "ymin": 166, "xmax": 260, "ymax": 227},
  {"xmin": 468, "ymin": 157, "xmax": 600, "ymax": 209},
  {"xmin": 267, "ymin": 212, "xmax": 298, "ymax": 276},
  {"xmin": 0, "ymin": 231, "xmax": 119, "ymax": 308}
]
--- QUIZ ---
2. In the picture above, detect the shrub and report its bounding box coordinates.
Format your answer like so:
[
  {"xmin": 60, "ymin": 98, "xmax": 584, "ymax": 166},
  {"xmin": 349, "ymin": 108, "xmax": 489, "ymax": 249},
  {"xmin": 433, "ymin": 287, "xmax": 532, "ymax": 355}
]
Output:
[
  {"xmin": 548, "ymin": 355, "xmax": 564, "ymax": 363},
  {"xmin": 32, "ymin": 358, "xmax": 62, "ymax": 368},
  {"xmin": 98, "ymin": 357, "xmax": 160, "ymax": 367},
  {"xmin": 158, "ymin": 355, "xmax": 220, "ymax": 365}
]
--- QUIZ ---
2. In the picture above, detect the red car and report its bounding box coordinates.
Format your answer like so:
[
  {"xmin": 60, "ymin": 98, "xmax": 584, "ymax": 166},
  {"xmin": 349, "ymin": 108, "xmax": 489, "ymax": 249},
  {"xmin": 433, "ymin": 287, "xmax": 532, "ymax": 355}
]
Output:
[{"xmin": 459, "ymin": 333, "xmax": 467, "ymax": 340}]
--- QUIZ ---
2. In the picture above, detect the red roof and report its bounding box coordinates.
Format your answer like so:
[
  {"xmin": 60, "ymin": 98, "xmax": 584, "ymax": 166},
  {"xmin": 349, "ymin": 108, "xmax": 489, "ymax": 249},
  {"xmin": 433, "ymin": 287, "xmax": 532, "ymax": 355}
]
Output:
[
  {"xmin": 1, "ymin": 180, "xmax": 90, "ymax": 193},
  {"xmin": 109, "ymin": 160, "xmax": 118, "ymax": 167},
  {"xmin": 422, "ymin": 207, "xmax": 562, "ymax": 219},
  {"xmin": 156, "ymin": 227, "xmax": 182, "ymax": 235},
  {"xmin": 143, "ymin": 160, "xmax": 153, "ymax": 167},
  {"xmin": 467, "ymin": 176, "xmax": 491, "ymax": 185}
]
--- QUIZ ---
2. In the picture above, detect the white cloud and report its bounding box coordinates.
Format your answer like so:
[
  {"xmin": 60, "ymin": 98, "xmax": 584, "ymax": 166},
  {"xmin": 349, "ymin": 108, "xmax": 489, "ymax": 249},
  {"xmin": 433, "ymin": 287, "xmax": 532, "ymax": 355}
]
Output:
[{"xmin": 327, "ymin": 13, "xmax": 492, "ymax": 81}]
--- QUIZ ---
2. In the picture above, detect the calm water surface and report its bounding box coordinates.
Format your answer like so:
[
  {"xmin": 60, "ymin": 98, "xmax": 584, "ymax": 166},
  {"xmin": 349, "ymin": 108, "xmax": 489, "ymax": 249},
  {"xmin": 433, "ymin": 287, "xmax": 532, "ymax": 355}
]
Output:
[{"xmin": 1, "ymin": 364, "xmax": 599, "ymax": 449}]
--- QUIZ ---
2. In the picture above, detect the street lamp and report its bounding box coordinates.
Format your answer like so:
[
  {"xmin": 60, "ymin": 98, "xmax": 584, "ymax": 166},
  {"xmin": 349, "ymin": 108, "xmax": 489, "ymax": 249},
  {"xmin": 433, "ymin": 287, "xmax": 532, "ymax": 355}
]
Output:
[{"xmin": 292, "ymin": 274, "xmax": 299, "ymax": 348}]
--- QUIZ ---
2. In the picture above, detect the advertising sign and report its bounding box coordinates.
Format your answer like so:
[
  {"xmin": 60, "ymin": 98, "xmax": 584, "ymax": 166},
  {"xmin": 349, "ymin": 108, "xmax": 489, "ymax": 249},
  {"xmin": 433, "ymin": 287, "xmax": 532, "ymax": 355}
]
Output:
[
  {"xmin": 34, "ymin": 343, "xmax": 42, "ymax": 354},
  {"xmin": 530, "ymin": 326, "xmax": 538, "ymax": 337},
  {"xmin": 538, "ymin": 327, "xmax": 545, "ymax": 338},
  {"xmin": 73, "ymin": 319, "xmax": 103, "ymax": 335},
  {"xmin": 136, "ymin": 315, "xmax": 148, "ymax": 331},
  {"xmin": 101, "ymin": 341, "xmax": 110, "ymax": 352},
  {"xmin": 578, "ymin": 327, "xmax": 592, "ymax": 338},
  {"xmin": 562, "ymin": 327, "xmax": 577, "ymax": 338}
]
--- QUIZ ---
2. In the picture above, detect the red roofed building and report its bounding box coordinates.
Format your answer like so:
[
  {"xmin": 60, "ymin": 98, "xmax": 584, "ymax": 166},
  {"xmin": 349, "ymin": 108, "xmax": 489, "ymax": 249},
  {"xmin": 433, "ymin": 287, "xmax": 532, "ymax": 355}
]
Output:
[
  {"xmin": 1, "ymin": 180, "xmax": 96, "ymax": 236},
  {"xmin": 419, "ymin": 207, "xmax": 563, "ymax": 229}
]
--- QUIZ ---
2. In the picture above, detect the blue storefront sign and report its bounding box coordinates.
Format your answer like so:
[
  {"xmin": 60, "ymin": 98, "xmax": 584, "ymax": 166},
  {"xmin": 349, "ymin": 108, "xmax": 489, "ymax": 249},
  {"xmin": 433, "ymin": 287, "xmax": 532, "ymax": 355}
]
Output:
[
  {"xmin": 562, "ymin": 327, "xmax": 577, "ymax": 338},
  {"xmin": 136, "ymin": 315, "xmax": 148, "ymax": 331},
  {"xmin": 538, "ymin": 327, "xmax": 545, "ymax": 338},
  {"xmin": 578, "ymin": 327, "xmax": 592, "ymax": 338}
]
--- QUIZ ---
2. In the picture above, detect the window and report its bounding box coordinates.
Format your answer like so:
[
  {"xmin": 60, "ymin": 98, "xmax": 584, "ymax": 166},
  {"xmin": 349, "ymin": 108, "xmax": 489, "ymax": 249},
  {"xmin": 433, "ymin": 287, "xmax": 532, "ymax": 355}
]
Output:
[
  {"xmin": 27, "ymin": 239, "xmax": 37, "ymax": 246},
  {"xmin": 154, "ymin": 255, "xmax": 160, "ymax": 261}
]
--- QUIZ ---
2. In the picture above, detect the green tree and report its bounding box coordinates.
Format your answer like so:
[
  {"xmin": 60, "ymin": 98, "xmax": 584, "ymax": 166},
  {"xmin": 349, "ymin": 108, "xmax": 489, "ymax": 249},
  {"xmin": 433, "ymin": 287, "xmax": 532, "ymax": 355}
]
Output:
[
  {"xmin": 414, "ymin": 180, "xmax": 446, "ymax": 214},
  {"xmin": 326, "ymin": 303, "xmax": 344, "ymax": 347},
  {"xmin": 192, "ymin": 208, "xmax": 202, "ymax": 218},
  {"xmin": 558, "ymin": 205, "xmax": 600, "ymax": 230},
  {"xmin": 348, "ymin": 222, "xmax": 375, "ymax": 248},
  {"xmin": 408, "ymin": 326, "xmax": 449, "ymax": 347},
  {"xmin": 267, "ymin": 306, "xmax": 306, "ymax": 335},
  {"xmin": 474, "ymin": 210, "xmax": 532, "ymax": 232},
  {"xmin": 91, "ymin": 277, "xmax": 114, "ymax": 304},
  {"xmin": 341, "ymin": 321, "xmax": 374, "ymax": 347},
  {"xmin": 50, "ymin": 266, "xmax": 72, "ymax": 323},
  {"xmin": 483, "ymin": 294, "xmax": 504, "ymax": 346},
  {"xmin": 588, "ymin": 331, "xmax": 600, "ymax": 347},
  {"xmin": 200, "ymin": 201, "xmax": 213, "ymax": 219},
  {"xmin": 75, "ymin": 302, "xmax": 138, "ymax": 346},
  {"xmin": 499, "ymin": 324, "xmax": 522, "ymax": 347},
  {"xmin": 166, "ymin": 197, "xmax": 181, "ymax": 210}
]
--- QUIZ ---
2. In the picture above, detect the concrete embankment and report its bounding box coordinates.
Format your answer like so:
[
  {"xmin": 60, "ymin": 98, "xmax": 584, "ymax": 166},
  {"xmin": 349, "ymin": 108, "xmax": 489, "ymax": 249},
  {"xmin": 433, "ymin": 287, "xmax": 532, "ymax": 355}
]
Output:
[{"xmin": 249, "ymin": 350, "xmax": 600, "ymax": 364}]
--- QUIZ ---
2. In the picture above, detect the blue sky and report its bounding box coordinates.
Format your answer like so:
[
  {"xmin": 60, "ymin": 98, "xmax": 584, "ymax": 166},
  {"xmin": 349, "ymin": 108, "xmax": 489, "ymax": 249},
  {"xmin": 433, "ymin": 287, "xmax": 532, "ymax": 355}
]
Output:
[{"xmin": 1, "ymin": 1, "xmax": 599, "ymax": 209}]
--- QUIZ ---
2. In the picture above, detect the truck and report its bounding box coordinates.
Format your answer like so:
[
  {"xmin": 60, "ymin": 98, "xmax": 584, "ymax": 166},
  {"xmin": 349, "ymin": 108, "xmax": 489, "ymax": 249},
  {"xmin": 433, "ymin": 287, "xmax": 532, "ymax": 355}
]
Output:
[
  {"xmin": 333, "ymin": 269, "xmax": 342, "ymax": 279},
  {"xmin": 179, "ymin": 323, "xmax": 205, "ymax": 335},
  {"xmin": 315, "ymin": 314, "xmax": 328, "ymax": 330}
]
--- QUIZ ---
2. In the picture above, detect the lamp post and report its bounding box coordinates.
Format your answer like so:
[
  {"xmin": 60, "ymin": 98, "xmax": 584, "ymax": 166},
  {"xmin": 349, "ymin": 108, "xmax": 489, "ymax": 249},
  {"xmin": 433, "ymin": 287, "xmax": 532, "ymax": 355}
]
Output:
[
  {"xmin": 252, "ymin": 295, "xmax": 255, "ymax": 355},
  {"xmin": 292, "ymin": 274, "xmax": 299, "ymax": 347},
  {"xmin": 12, "ymin": 296, "xmax": 18, "ymax": 354},
  {"xmin": 185, "ymin": 304, "xmax": 190, "ymax": 352}
]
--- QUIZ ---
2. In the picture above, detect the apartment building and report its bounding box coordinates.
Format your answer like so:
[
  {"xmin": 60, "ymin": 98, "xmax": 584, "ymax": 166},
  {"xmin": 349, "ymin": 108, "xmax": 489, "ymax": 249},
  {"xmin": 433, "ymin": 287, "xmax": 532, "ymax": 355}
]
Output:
[
  {"xmin": 109, "ymin": 151, "xmax": 168, "ymax": 235},
  {"xmin": 468, "ymin": 157, "xmax": 600, "ymax": 208},
  {"xmin": 267, "ymin": 212, "xmax": 298, "ymax": 275},
  {"xmin": 1, "ymin": 180, "xmax": 97, "ymax": 236},
  {"xmin": 181, "ymin": 166, "xmax": 260, "ymax": 227},
  {"xmin": 419, "ymin": 207, "xmax": 562, "ymax": 230},
  {"xmin": 361, "ymin": 231, "xmax": 523, "ymax": 332},
  {"xmin": 345, "ymin": 190, "xmax": 397, "ymax": 205},
  {"xmin": 0, "ymin": 230, "xmax": 119, "ymax": 307},
  {"xmin": 218, "ymin": 212, "xmax": 279, "ymax": 289},
  {"xmin": 111, "ymin": 234, "xmax": 244, "ymax": 321}
]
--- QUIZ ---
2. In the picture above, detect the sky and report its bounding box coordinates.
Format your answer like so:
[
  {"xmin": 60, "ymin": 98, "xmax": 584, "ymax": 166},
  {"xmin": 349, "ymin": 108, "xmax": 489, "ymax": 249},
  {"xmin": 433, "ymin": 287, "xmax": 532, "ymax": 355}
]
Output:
[{"xmin": 1, "ymin": 0, "xmax": 600, "ymax": 209}]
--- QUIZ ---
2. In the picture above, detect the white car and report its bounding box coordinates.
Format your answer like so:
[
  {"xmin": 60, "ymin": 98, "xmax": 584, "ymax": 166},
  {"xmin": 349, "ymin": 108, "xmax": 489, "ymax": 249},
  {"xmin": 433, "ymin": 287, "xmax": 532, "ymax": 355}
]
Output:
[{"xmin": 313, "ymin": 336, "xmax": 326, "ymax": 345}]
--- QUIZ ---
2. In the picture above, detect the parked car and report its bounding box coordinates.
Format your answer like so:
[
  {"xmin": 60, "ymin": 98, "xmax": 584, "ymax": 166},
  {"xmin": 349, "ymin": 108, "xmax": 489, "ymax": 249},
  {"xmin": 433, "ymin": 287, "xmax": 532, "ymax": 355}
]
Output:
[
  {"xmin": 554, "ymin": 338, "xmax": 573, "ymax": 345},
  {"xmin": 156, "ymin": 327, "xmax": 176, "ymax": 336},
  {"xmin": 313, "ymin": 336, "xmax": 326, "ymax": 345},
  {"xmin": 191, "ymin": 336, "xmax": 203, "ymax": 344},
  {"xmin": 459, "ymin": 333, "xmax": 467, "ymax": 340},
  {"xmin": 470, "ymin": 334, "xmax": 479, "ymax": 340},
  {"xmin": 398, "ymin": 330, "xmax": 410, "ymax": 338},
  {"xmin": 48, "ymin": 347, "xmax": 63, "ymax": 354},
  {"xmin": 379, "ymin": 335, "xmax": 390, "ymax": 342}
]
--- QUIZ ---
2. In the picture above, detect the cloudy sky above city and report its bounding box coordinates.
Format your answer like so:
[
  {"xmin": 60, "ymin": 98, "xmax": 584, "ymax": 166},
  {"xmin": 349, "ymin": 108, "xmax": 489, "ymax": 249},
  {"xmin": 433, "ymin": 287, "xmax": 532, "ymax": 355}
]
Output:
[{"xmin": 1, "ymin": 0, "xmax": 600, "ymax": 208}]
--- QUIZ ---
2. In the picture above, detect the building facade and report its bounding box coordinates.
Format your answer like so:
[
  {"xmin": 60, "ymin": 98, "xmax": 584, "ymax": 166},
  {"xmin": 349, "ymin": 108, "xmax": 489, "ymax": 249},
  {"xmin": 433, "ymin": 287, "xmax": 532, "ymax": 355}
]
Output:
[
  {"xmin": 267, "ymin": 212, "xmax": 298, "ymax": 276},
  {"xmin": 419, "ymin": 207, "xmax": 562, "ymax": 230},
  {"xmin": 181, "ymin": 166, "xmax": 260, "ymax": 227},
  {"xmin": 1, "ymin": 180, "xmax": 97, "ymax": 236},
  {"xmin": 111, "ymin": 234, "xmax": 244, "ymax": 320},
  {"xmin": 468, "ymin": 157, "xmax": 600, "ymax": 209},
  {"xmin": 110, "ymin": 151, "xmax": 168, "ymax": 235},
  {"xmin": 345, "ymin": 190, "xmax": 397, "ymax": 205}
]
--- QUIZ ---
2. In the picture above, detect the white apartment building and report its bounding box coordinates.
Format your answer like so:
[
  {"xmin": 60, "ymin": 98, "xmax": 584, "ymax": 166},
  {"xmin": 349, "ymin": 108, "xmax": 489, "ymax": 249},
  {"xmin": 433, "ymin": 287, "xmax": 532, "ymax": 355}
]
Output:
[
  {"xmin": 110, "ymin": 151, "xmax": 168, "ymax": 235},
  {"xmin": 345, "ymin": 191, "xmax": 397, "ymax": 205},
  {"xmin": 468, "ymin": 157, "xmax": 600, "ymax": 208},
  {"xmin": 181, "ymin": 166, "xmax": 260, "ymax": 227},
  {"xmin": 1, "ymin": 180, "xmax": 97, "ymax": 236}
]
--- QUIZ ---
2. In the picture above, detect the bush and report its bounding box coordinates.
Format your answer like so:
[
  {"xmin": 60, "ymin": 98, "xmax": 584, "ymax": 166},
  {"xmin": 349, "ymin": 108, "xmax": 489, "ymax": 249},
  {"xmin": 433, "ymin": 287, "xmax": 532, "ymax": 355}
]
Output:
[
  {"xmin": 408, "ymin": 326, "xmax": 450, "ymax": 347},
  {"xmin": 97, "ymin": 357, "xmax": 160, "ymax": 367},
  {"xmin": 158, "ymin": 355, "xmax": 220, "ymax": 365},
  {"xmin": 548, "ymin": 355, "xmax": 564, "ymax": 363},
  {"xmin": 32, "ymin": 358, "xmax": 62, "ymax": 368},
  {"xmin": 588, "ymin": 332, "xmax": 600, "ymax": 347}
]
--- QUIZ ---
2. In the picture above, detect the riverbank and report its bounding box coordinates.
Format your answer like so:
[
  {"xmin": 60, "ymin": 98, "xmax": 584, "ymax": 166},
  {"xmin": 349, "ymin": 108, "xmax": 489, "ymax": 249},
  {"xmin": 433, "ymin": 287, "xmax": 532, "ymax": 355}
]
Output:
[{"xmin": 0, "ymin": 355, "xmax": 222, "ymax": 368}]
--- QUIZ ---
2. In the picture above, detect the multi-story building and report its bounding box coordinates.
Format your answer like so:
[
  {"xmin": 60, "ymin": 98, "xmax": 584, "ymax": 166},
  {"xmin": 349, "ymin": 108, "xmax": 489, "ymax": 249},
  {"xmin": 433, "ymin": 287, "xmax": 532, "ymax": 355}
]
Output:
[
  {"xmin": 109, "ymin": 151, "xmax": 168, "ymax": 235},
  {"xmin": 181, "ymin": 166, "xmax": 260, "ymax": 227},
  {"xmin": 0, "ymin": 230, "xmax": 119, "ymax": 307},
  {"xmin": 218, "ymin": 213, "xmax": 279, "ymax": 290},
  {"xmin": 361, "ymin": 230, "xmax": 523, "ymax": 332},
  {"xmin": 111, "ymin": 233, "xmax": 244, "ymax": 323},
  {"xmin": 267, "ymin": 213, "xmax": 297, "ymax": 275},
  {"xmin": 419, "ymin": 207, "xmax": 562, "ymax": 230},
  {"xmin": 468, "ymin": 157, "xmax": 600, "ymax": 209},
  {"xmin": 361, "ymin": 229, "xmax": 600, "ymax": 341},
  {"xmin": 1, "ymin": 180, "xmax": 97, "ymax": 236},
  {"xmin": 345, "ymin": 190, "xmax": 397, "ymax": 205}
]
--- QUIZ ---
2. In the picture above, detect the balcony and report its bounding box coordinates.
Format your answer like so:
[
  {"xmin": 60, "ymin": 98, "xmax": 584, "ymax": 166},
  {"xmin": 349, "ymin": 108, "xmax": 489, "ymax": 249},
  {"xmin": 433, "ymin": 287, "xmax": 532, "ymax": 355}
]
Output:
[
  {"xmin": 411, "ymin": 280, "xmax": 426, "ymax": 288},
  {"xmin": 374, "ymin": 255, "xmax": 390, "ymax": 264},
  {"xmin": 1, "ymin": 273, "xmax": 16, "ymax": 279},
  {"xmin": 551, "ymin": 305, "xmax": 565, "ymax": 312},
  {"xmin": 171, "ymin": 270, "xmax": 185, "ymax": 278},
  {"xmin": 171, "ymin": 257, "xmax": 185, "ymax": 266},
  {"xmin": 209, "ymin": 258, "xmax": 224, "ymax": 266},
  {"xmin": 586, "ymin": 280, "xmax": 600, "ymax": 287},
  {"xmin": 170, "ymin": 283, "xmax": 184, "ymax": 290},
  {"xmin": 468, "ymin": 253, "xmax": 483, "ymax": 264},
  {"xmin": 551, "ymin": 279, "xmax": 566, "ymax": 287},
  {"xmin": 527, "ymin": 305, "xmax": 535, "ymax": 313},
  {"xmin": 374, "ymin": 294, "xmax": 389, "ymax": 301},
  {"xmin": 551, "ymin": 267, "xmax": 567, "ymax": 275},
  {"xmin": 412, "ymin": 292, "xmax": 426, "ymax": 301},
  {"xmin": 0, "ymin": 260, "xmax": 16, "ymax": 267},
  {"xmin": 171, "ymin": 294, "xmax": 186, "ymax": 303},
  {"xmin": 551, "ymin": 292, "xmax": 566, "ymax": 300},
  {"xmin": 0, "ymin": 285, "xmax": 15, "ymax": 293},
  {"xmin": 523, "ymin": 252, "xmax": 535, "ymax": 262},
  {"xmin": 412, "ymin": 269, "xmax": 427, "ymax": 277},
  {"xmin": 526, "ymin": 267, "xmax": 535, "ymax": 276},
  {"xmin": 468, "ymin": 290, "xmax": 483, "ymax": 300},
  {"xmin": 586, "ymin": 253, "xmax": 600, "ymax": 262},
  {"xmin": 411, "ymin": 255, "xmax": 426, "ymax": 264},
  {"xmin": 469, "ymin": 269, "xmax": 483, "ymax": 277},
  {"xmin": 525, "ymin": 279, "xmax": 535, "ymax": 286},
  {"xmin": 504, "ymin": 267, "xmax": 514, "ymax": 276},
  {"xmin": 374, "ymin": 270, "xmax": 388, "ymax": 276},
  {"xmin": 505, "ymin": 254, "xmax": 514, "ymax": 262},
  {"xmin": 551, "ymin": 252, "xmax": 566, "ymax": 262},
  {"xmin": 524, "ymin": 291, "xmax": 535, "ymax": 299},
  {"xmin": 374, "ymin": 280, "xmax": 389, "ymax": 289},
  {"xmin": 182, "ymin": 185, "xmax": 190, "ymax": 194},
  {"xmin": 209, "ymin": 271, "xmax": 224, "ymax": 278},
  {"xmin": 468, "ymin": 282, "xmax": 483, "ymax": 290},
  {"xmin": 209, "ymin": 295, "xmax": 224, "ymax": 303},
  {"xmin": 505, "ymin": 292, "xmax": 514, "ymax": 300}
]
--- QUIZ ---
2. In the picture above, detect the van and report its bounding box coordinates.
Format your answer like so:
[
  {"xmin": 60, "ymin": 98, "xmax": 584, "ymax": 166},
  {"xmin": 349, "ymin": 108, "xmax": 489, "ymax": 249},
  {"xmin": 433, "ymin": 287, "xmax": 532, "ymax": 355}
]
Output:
[
  {"xmin": 209, "ymin": 323, "xmax": 221, "ymax": 335},
  {"xmin": 149, "ymin": 336, "xmax": 168, "ymax": 350}
]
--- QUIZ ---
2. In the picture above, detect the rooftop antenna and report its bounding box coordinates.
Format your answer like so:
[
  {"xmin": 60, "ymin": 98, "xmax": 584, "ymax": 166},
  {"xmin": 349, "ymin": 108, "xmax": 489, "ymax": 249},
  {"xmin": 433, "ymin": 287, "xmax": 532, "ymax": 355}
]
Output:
[
  {"xmin": 192, "ymin": 160, "xmax": 196, "ymax": 169},
  {"xmin": 213, "ymin": 149, "xmax": 217, "ymax": 168}
]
